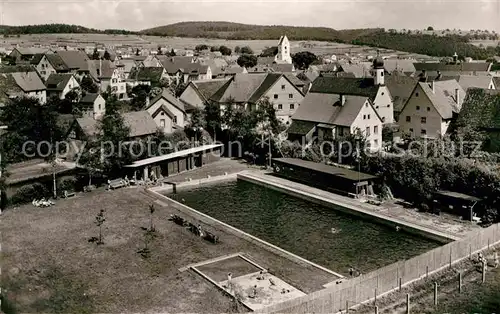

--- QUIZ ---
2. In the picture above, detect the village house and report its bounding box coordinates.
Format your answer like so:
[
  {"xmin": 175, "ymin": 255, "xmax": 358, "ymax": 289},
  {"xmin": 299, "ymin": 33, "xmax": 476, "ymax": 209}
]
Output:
[
  {"xmin": 68, "ymin": 110, "xmax": 159, "ymax": 144},
  {"xmin": 146, "ymin": 88, "xmax": 187, "ymax": 133},
  {"xmin": 309, "ymin": 57, "xmax": 394, "ymax": 125},
  {"xmin": 384, "ymin": 73, "xmax": 418, "ymax": 121},
  {"xmin": 79, "ymin": 93, "xmax": 106, "ymax": 119},
  {"xmin": 54, "ymin": 50, "xmax": 92, "ymax": 80},
  {"xmin": 0, "ymin": 67, "xmax": 47, "ymax": 105},
  {"xmin": 413, "ymin": 54, "xmax": 492, "ymax": 79},
  {"xmin": 383, "ymin": 59, "xmax": 416, "ymax": 76},
  {"xmin": 398, "ymin": 80, "xmax": 465, "ymax": 138},
  {"xmin": 441, "ymin": 75, "xmax": 496, "ymax": 91},
  {"xmin": 45, "ymin": 73, "xmax": 80, "ymax": 100},
  {"xmin": 288, "ymin": 92, "xmax": 383, "ymax": 150},
  {"xmin": 89, "ymin": 60, "xmax": 127, "ymax": 99},
  {"xmin": 179, "ymin": 78, "xmax": 231, "ymax": 110},
  {"xmin": 209, "ymin": 73, "xmax": 305, "ymax": 124},
  {"xmin": 9, "ymin": 47, "xmax": 49, "ymax": 63},
  {"xmin": 127, "ymin": 67, "xmax": 167, "ymax": 87}
]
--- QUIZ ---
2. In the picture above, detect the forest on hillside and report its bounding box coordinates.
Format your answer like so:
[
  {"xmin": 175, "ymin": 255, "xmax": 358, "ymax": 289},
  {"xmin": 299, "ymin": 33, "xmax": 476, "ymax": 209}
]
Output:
[{"xmin": 0, "ymin": 24, "xmax": 135, "ymax": 35}]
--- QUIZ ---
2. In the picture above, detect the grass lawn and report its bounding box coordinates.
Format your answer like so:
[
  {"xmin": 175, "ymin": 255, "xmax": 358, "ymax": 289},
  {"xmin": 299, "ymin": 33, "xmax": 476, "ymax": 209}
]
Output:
[
  {"xmin": 430, "ymin": 266, "xmax": 500, "ymax": 314},
  {"xmin": 1, "ymin": 187, "xmax": 334, "ymax": 313}
]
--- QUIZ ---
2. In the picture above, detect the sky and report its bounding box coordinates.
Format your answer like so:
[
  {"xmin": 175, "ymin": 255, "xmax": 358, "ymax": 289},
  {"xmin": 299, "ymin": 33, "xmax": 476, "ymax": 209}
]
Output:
[{"xmin": 1, "ymin": 0, "xmax": 500, "ymax": 32}]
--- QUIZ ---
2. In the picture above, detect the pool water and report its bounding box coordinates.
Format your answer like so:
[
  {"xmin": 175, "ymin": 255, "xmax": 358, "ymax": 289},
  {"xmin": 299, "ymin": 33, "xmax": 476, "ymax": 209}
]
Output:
[{"xmin": 169, "ymin": 180, "xmax": 442, "ymax": 274}]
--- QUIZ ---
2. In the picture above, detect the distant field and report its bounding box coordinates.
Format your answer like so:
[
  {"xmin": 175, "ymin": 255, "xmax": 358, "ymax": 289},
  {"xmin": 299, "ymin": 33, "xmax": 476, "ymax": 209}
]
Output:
[
  {"xmin": 0, "ymin": 33, "xmax": 418, "ymax": 56},
  {"xmin": 470, "ymin": 39, "xmax": 500, "ymax": 47}
]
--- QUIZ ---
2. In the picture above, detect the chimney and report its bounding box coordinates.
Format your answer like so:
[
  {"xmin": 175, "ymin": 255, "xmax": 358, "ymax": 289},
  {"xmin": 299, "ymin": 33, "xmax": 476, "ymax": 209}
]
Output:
[
  {"xmin": 455, "ymin": 88, "xmax": 460, "ymax": 107},
  {"xmin": 430, "ymin": 81, "xmax": 435, "ymax": 93},
  {"xmin": 145, "ymin": 96, "xmax": 150, "ymax": 108},
  {"xmin": 340, "ymin": 94, "xmax": 346, "ymax": 106}
]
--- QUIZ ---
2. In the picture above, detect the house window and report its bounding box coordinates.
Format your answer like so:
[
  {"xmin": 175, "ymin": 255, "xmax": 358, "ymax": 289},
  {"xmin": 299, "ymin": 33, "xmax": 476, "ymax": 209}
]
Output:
[
  {"xmin": 415, "ymin": 92, "xmax": 419, "ymax": 97},
  {"xmin": 427, "ymin": 107, "xmax": 431, "ymax": 111},
  {"xmin": 160, "ymin": 119, "xmax": 166, "ymax": 128},
  {"xmin": 416, "ymin": 106, "xmax": 420, "ymax": 110},
  {"xmin": 281, "ymin": 85, "xmax": 286, "ymax": 90},
  {"xmin": 381, "ymin": 92, "xmax": 384, "ymax": 95},
  {"xmin": 374, "ymin": 139, "xmax": 378, "ymax": 147},
  {"xmin": 278, "ymin": 104, "xmax": 283, "ymax": 110},
  {"xmin": 406, "ymin": 116, "xmax": 411, "ymax": 122},
  {"xmin": 409, "ymin": 128, "xmax": 414, "ymax": 132},
  {"xmin": 421, "ymin": 129, "xmax": 427, "ymax": 135},
  {"xmin": 290, "ymin": 104, "xmax": 295, "ymax": 109},
  {"xmin": 161, "ymin": 112, "xmax": 165, "ymax": 116},
  {"xmin": 366, "ymin": 127, "xmax": 370, "ymax": 136},
  {"xmin": 112, "ymin": 79, "xmax": 117, "ymax": 83},
  {"xmin": 376, "ymin": 106, "xmax": 379, "ymax": 109},
  {"xmin": 274, "ymin": 94, "xmax": 278, "ymax": 99},
  {"xmin": 381, "ymin": 72, "xmax": 384, "ymax": 77},
  {"xmin": 173, "ymin": 116, "xmax": 177, "ymax": 124},
  {"xmin": 421, "ymin": 117, "xmax": 426, "ymax": 124},
  {"xmin": 363, "ymin": 115, "xmax": 366, "ymax": 120},
  {"xmin": 368, "ymin": 114, "xmax": 370, "ymax": 119},
  {"xmin": 289, "ymin": 94, "xmax": 293, "ymax": 99},
  {"xmin": 374, "ymin": 125, "xmax": 378, "ymax": 134},
  {"xmin": 98, "ymin": 104, "xmax": 101, "ymax": 110}
]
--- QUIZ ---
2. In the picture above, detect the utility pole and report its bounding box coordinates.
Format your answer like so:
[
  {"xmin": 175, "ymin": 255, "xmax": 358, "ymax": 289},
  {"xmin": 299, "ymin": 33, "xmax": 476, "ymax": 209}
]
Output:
[{"xmin": 0, "ymin": 125, "xmax": 7, "ymax": 215}]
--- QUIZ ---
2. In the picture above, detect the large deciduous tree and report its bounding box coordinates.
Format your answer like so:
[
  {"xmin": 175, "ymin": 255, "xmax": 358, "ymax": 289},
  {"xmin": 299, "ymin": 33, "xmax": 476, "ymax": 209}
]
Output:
[
  {"xmin": 237, "ymin": 54, "xmax": 257, "ymax": 69},
  {"xmin": 292, "ymin": 51, "xmax": 318, "ymax": 70}
]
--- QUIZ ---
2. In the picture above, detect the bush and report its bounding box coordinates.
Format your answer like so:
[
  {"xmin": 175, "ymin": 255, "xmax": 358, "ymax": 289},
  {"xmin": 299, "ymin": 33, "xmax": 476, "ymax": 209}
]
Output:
[
  {"xmin": 11, "ymin": 183, "xmax": 49, "ymax": 205},
  {"xmin": 58, "ymin": 177, "xmax": 76, "ymax": 192}
]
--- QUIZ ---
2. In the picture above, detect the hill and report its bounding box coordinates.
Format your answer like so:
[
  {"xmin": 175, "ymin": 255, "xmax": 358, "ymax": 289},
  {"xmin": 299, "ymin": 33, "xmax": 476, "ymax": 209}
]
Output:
[
  {"xmin": 0, "ymin": 22, "xmax": 497, "ymax": 60},
  {"xmin": 0, "ymin": 23, "xmax": 135, "ymax": 35},
  {"xmin": 141, "ymin": 22, "xmax": 498, "ymax": 60}
]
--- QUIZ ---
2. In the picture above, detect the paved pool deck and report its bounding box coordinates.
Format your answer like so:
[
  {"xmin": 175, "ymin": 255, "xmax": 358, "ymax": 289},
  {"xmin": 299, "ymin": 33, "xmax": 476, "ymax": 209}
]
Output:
[{"xmin": 238, "ymin": 171, "xmax": 480, "ymax": 242}]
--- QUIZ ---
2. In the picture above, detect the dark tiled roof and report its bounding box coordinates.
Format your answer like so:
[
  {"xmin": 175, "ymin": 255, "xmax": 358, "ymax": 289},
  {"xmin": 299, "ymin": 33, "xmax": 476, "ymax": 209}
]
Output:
[
  {"xmin": 284, "ymin": 73, "xmax": 306, "ymax": 87},
  {"xmin": 122, "ymin": 111, "xmax": 159, "ymax": 137},
  {"xmin": 248, "ymin": 73, "xmax": 282, "ymax": 103},
  {"xmin": 30, "ymin": 53, "xmax": 45, "ymax": 65},
  {"xmin": 309, "ymin": 76, "xmax": 378, "ymax": 99},
  {"xmin": 413, "ymin": 62, "xmax": 491, "ymax": 72},
  {"xmin": 287, "ymin": 120, "xmax": 316, "ymax": 135},
  {"xmin": 46, "ymin": 53, "xmax": 69, "ymax": 71},
  {"xmin": 0, "ymin": 65, "xmax": 37, "ymax": 73},
  {"xmin": 293, "ymin": 92, "xmax": 371, "ymax": 126},
  {"xmin": 128, "ymin": 67, "xmax": 164, "ymax": 82},
  {"xmin": 149, "ymin": 88, "xmax": 185, "ymax": 113},
  {"xmin": 56, "ymin": 50, "xmax": 90, "ymax": 71},
  {"xmin": 80, "ymin": 93, "xmax": 100, "ymax": 104},
  {"xmin": 192, "ymin": 79, "xmax": 231, "ymax": 101},
  {"xmin": 11, "ymin": 72, "xmax": 46, "ymax": 91},
  {"xmin": 211, "ymin": 73, "xmax": 268, "ymax": 103},
  {"xmin": 271, "ymin": 64, "xmax": 294, "ymax": 73},
  {"xmin": 385, "ymin": 74, "xmax": 418, "ymax": 113},
  {"xmin": 46, "ymin": 73, "xmax": 73, "ymax": 92}
]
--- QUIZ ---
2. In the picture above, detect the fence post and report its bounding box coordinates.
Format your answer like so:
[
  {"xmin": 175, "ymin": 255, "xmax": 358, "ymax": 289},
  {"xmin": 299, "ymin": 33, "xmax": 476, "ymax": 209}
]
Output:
[
  {"xmin": 406, "ymin": 293, "xmax": 410, "ymax": 314},
  {"xmin": 482, "ymin": 261, "xmax": 486, "ymax": 283},
  {"xmin": 375, "ymin": 305, "xmax": 379, "ymax": 314},
  {"xmin": 399, "ymin": 277, "xmax": 402, "ymax": 291},
  {"xmin": 374, "ymin": 288, "xmax": 377, "ymax": 305},
  {"xmin": 488, "ymin": 238, "xmax": 490, "ymax": 250},
  {"xmin": 346, "ymin": 300, "xmax": 349, "ymax": 314},
  {"xmin": 426, "ymin": 265, "xmax": 429, "ymax": 278},
  {"xmin": 469, "ymin": 244, "xmax": 472, "ymax": 260},
  {"xmin": 449, "ymin": 247, "xmax": 452, "ymax": 268},
  {"xmin": 433, "ymin": 282, "xmax": 438, "ymax": 306},
  {"xmin": 459, "ymin": 272, "xmax": 462, "ymax": 293}
]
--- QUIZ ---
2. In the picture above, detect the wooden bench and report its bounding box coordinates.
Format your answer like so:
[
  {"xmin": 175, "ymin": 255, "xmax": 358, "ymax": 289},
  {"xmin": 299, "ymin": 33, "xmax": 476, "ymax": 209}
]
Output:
[
  {"xmin": 108, "ymin": 179, "xmax": 126, "ymax": 190},
  {"xmin": 63, "ymin": 190, "xmax": 75, "ymax": 198}
]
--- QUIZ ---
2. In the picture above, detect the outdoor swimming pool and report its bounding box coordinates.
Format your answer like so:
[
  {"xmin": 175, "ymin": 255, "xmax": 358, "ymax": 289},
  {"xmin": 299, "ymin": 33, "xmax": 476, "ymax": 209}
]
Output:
[{"xmin": 168, "ymin": 180, "xmax": 442, "ymax": 274}]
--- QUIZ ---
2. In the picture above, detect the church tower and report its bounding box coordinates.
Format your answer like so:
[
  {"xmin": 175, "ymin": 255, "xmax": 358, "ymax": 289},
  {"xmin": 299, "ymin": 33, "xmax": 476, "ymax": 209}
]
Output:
[
  {"xmin": 275, "ymin": 35, "xmax": 292, "ymax": 64},
  {"xmin": 372, "ymin": 53, "xmax": 385, "ymax": 86}
]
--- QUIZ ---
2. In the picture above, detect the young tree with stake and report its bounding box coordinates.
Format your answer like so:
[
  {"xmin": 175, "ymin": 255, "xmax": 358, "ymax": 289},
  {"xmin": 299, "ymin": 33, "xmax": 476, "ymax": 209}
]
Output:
[{"xmin": 95, "ymin": 209, "xmax": 106, "ymax": 245}]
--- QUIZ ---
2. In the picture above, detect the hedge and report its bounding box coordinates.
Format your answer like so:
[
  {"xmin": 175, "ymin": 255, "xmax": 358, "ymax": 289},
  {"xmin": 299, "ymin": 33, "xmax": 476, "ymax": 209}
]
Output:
[
  {"xmin": 361, "ymin": 153, "xmax": 500, "ymax": 222},
  {"xmin": 10, "ymin": 182, "xmax": 50, "ymax": 205}
]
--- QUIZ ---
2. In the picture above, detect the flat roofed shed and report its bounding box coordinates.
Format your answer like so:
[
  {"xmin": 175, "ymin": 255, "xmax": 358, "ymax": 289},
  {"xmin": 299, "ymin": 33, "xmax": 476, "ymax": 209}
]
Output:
[
  {"xmin": 434, "ymin": 190, "xmax": 481, "ymax": 202},
  {"xmin": 273, "ymin": 158, "xmax": 377, "ymax": 182}
]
